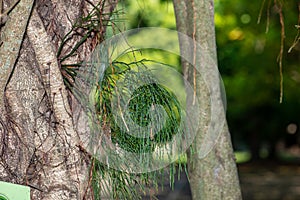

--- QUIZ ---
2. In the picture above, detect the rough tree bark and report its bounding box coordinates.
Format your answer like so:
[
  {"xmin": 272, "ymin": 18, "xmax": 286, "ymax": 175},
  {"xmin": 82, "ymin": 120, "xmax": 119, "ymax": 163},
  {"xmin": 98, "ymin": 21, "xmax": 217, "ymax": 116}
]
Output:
[
  {"xmin": 173, "ymin": 0, "xmax": 242, "ymax": 199},
  {"xmin": 0, "ymin": 0, "xmax": 115, "ymax": 199}
]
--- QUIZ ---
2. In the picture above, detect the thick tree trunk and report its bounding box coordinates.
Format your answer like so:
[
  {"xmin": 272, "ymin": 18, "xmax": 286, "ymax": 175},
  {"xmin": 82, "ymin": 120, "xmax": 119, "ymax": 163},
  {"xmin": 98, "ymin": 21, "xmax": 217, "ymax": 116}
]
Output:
[
  {"xmin": 0, "ymin": 0, "xmax": 115, "ymax": 199},
  {"xmin": 173, "ymin": 0, "xmax": 242, "ymax": 199}
]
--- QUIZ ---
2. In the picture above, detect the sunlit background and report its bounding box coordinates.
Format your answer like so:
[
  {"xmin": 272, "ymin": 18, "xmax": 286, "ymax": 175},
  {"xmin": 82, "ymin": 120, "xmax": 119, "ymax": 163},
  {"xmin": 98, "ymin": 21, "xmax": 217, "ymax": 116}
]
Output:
[{"xmin": 108, "ymin": 0, "xmax": 300, "ymax": 199}]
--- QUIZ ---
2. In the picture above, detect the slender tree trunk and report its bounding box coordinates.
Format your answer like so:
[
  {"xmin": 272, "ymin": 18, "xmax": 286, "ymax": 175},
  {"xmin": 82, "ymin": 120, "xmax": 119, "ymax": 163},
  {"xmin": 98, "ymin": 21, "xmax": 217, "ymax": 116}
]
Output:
[{"xmin": 173, "ymin": 0, "xmax": 242, "ymax": 199}]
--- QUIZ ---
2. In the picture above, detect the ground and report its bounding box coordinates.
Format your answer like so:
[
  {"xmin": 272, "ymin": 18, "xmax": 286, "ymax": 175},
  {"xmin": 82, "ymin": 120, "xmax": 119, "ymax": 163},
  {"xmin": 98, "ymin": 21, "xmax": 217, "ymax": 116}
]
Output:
[{"xmin": 143, "ymin": 161, "xmax": 300, "ymax": 200}]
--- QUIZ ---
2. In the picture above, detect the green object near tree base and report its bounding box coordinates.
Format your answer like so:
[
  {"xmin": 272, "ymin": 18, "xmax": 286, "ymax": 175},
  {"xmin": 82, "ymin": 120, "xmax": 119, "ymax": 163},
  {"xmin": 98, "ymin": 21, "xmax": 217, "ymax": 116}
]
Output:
[
  {"xmin": 0, "ymin": 195, "xmax": 8, "ymax": 200},
  {"xmin": 0, "ymin": 181, "xmax": 30, "ymax": 200}
]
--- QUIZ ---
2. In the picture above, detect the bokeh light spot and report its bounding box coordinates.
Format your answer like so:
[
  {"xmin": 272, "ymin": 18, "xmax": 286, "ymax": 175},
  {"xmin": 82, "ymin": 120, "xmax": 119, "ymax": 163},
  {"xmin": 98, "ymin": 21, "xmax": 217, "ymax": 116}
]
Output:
[
  {"xmin": 240, "ymin": 14, "xmax": 251, "ymax": 24},
  {"xmin": 287, "ymin": 123, "xmax": 297, "ymax": 135},
  {"xmin": 228, "ymin": 28, "xmax": 244, "ymax": 40}
]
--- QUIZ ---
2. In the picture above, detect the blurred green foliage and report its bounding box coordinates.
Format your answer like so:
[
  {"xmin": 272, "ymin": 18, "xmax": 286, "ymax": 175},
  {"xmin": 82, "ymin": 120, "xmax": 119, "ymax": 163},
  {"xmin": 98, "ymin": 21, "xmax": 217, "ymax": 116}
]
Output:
[
  {"xmin": 118, "ymin": 0, "xmax": 300, "ymax": 159},
  {"xmin": 214, "ymin": 0, "xmax": 300, "ymax": 159},
  {"xmin": 121, "ymin": 0, "xmax": 176, "ymax": 29}
]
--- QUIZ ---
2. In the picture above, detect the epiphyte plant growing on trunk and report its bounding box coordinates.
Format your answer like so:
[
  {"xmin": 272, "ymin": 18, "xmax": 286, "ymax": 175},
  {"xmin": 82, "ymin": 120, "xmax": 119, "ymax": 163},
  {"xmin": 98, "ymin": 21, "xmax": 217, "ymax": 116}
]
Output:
[
  {"xmin": 59, "ymin": 2, "xmax": 189, "ymax": 199},
  {"xmin": 73, "ymin": 30, "xmax": 191, "ymax": 198}
]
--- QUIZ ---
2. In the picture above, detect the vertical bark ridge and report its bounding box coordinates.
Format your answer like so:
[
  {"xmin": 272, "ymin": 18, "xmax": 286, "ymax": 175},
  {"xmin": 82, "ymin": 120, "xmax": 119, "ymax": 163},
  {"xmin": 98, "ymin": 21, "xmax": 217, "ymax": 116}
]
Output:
[
  {"xmin": 0, "ymin": 0, "xmax": 34, "ymax": 186},
  {"xmin": 0, "ymin": 0, "xmax": 34, "ymax": 106},
  {"xmin": 27, "ymin": 8, "xmax": 88, "ymax": 199}
]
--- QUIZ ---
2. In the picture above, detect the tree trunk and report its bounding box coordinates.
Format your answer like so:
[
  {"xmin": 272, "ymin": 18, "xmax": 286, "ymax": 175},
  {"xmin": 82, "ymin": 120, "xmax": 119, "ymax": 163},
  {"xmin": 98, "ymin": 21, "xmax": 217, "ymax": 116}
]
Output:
[
  {"xmin": 0, "ymin": 0, "xmax": 115, "ymax": 199},
  {"xmin": 173, "ymin": 0, "xmax": 242, "ymax": 199}
]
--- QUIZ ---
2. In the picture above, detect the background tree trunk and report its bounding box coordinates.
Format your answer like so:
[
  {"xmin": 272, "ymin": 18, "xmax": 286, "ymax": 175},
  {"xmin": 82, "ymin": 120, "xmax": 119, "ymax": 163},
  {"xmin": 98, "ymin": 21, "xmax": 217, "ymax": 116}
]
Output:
[
  {"xmin": 0, "ymin": 0, "xmax": 115, "ymax": 199},
  {"xmin": 173, "ymin": 0, "xmax": 242, "ymax": 199}
]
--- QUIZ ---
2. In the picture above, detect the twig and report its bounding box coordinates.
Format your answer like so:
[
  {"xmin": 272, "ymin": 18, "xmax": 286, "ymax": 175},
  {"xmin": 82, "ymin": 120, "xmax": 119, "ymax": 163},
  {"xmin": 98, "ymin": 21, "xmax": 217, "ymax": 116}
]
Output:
[
  {"xmin": 257, "ymin": 0, "xmax": 266, "ymax": 24},
  {"xmin": 275, "ymin": 0, "xmax": 285, "ymax": 103},
  {"xmin": 288, "ymin": 3, "xmax": 300, "ymax": 53}
]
